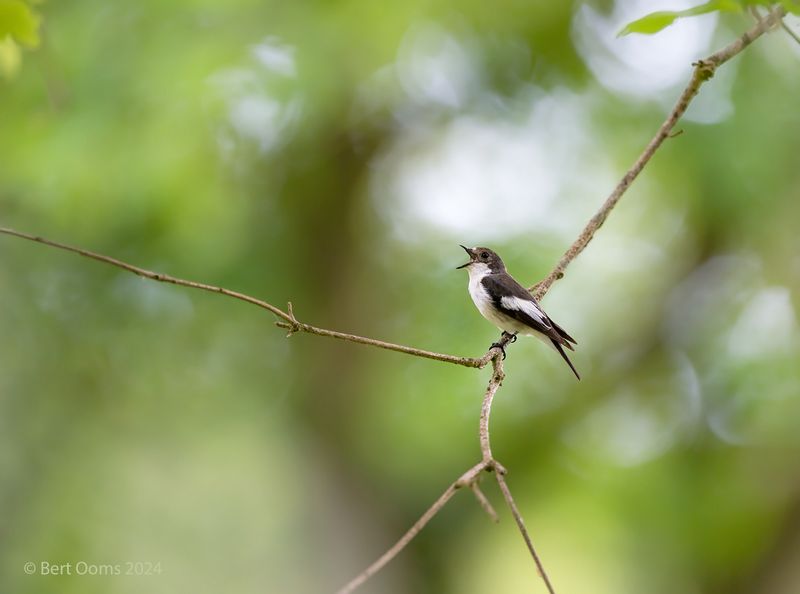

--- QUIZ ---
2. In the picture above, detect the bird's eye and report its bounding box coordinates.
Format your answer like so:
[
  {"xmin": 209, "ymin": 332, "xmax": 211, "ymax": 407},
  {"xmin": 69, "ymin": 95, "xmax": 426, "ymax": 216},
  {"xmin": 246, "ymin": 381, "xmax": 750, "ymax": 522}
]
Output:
[{"xmin": 480, "ymin": 251, "xmax": 489, "ymax": 260}]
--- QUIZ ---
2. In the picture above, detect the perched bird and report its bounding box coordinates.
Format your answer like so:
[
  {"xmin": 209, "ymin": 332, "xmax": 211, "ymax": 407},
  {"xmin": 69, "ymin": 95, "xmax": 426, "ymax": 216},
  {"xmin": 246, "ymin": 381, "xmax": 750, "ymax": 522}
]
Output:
[{"xmin": 457, "ymin": 245, "xmax": 580, "ymax": 379}]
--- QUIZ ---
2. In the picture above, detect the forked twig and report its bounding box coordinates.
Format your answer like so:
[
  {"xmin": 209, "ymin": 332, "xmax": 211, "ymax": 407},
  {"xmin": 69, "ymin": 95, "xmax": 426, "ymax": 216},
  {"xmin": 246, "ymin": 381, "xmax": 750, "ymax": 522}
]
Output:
[{"xmin": 470, "ymin": 482, "xmax": 499, "ymax": 523}]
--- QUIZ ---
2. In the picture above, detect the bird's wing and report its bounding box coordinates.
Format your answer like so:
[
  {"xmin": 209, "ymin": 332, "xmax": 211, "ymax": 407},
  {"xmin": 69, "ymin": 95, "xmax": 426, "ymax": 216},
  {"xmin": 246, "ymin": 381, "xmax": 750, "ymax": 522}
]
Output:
[{"xmin": 481, "ymin": 274, "xmax": 576, "ymax": 348}]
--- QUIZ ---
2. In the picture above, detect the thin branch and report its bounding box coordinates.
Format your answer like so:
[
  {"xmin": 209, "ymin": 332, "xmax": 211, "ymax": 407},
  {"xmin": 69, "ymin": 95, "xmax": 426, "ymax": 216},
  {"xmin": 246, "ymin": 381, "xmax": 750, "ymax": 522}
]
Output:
[
  {"xmin": 336, "ymin": 461, "xmax": 489, "ymax": 594},
  {"xmin": 751, "ymin": 5, "xmax": 800, "ymax": 46},
  {"xmin": 529, "ymin": 5, "xmax": 785, "ymax": 300},
  {"xmin": 470, "ymin": 482, "xmax": 499, "ymax": 523},
  {"xmin": 750, "ymin": 5, "xmax": 765, "ymax": 25},
  {"xmin": 479, "ymin": 357, "xmax": 505, "ymax": 462},
  {"xmin": 0, "ymin": 226, "xmax": 494, "ymax": 369},
  {"xmin": 275, "ymin": 319, "xmax": 494, "ymax": 368}
]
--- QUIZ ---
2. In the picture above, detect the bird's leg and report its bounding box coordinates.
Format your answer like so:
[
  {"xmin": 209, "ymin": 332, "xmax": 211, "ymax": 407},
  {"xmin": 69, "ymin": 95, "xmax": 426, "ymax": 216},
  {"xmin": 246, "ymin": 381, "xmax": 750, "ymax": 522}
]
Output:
[
  {"xmin": 489, "ymin": 340, "xmax": 507, "ymax": 360},
  {"xmin": 490, "ymin": 332, "xmax": 517, "ymax": 360}
]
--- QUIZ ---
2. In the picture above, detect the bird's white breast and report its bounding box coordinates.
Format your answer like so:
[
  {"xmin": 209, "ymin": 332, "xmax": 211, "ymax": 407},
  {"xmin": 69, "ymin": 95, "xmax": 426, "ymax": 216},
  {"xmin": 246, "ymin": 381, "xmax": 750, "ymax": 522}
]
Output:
[
  {"xmin": 467, "ymin": 263, "xmax": 492, "ymax": 312},
  {"xmin": 466, "ymin": 264, "xmax": 519, "ymax": 333}
]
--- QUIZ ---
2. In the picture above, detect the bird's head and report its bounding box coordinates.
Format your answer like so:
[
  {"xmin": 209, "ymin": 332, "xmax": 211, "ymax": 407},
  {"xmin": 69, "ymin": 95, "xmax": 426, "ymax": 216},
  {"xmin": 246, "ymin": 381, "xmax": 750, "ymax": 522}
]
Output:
[{"xmin": 457, "ymin": 245, "xmax": 506, "ymax": 274}]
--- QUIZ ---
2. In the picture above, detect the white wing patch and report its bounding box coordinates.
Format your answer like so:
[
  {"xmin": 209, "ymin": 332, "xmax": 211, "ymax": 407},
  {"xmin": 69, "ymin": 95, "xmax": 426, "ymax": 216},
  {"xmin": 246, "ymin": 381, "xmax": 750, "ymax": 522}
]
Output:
[{"xmin": 500, "ymin": 296, "xmax": 550, "ymax": 327}]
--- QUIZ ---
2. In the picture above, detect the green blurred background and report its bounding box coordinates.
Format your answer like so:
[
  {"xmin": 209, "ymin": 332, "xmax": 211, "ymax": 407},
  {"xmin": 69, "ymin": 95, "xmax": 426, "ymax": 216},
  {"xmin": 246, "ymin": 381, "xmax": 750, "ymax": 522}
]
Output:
[{"xmin": 1, "ymin": 1, "xmax": 799, "ymax": 593}]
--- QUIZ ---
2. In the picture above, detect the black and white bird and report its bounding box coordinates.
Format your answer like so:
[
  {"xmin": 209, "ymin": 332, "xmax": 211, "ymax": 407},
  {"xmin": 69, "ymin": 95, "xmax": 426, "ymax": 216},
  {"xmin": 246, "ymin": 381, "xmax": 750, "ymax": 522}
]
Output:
[{"xmin": 457, "ymin": 245, "xmax": 580, "ymax": 379}]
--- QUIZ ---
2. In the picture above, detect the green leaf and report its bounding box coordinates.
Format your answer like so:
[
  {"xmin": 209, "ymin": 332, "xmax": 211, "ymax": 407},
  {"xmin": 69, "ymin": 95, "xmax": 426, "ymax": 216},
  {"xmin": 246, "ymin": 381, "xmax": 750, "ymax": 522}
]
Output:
[
  {"xmin": 618, "ymin": 1, "xmax": 743, "ymax": 37},
  {"xmin": 619, "ymin": 11, "xmax": 684, "ymax": 36},
  {"xmin": 0, "ymin": 0, "xmax": 40, "ymax": 47}
]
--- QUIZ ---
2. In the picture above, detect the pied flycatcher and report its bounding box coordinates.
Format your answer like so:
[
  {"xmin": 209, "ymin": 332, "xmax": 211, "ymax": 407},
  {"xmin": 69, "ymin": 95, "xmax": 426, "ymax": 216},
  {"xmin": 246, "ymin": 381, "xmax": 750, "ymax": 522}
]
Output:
[{"xmin": 457, "ymin": 245, "xmax": 580, "ymax": 379}]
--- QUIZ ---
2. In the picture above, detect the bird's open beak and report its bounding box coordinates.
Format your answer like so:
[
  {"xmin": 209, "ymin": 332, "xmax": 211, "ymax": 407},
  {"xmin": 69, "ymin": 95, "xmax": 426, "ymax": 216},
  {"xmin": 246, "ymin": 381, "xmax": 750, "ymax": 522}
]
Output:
[{"xmin": 456, "ymin": 245, "xmax": 474, "ymax": 269}]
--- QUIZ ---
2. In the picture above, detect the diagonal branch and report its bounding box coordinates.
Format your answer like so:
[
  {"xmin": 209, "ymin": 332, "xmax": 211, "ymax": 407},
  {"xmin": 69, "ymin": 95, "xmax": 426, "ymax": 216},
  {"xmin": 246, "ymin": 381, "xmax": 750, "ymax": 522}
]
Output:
[
  {"xmin": 0, "ymin": 226, "xmax": 497, "ymax": 369},
  {"xmin": 529, "ymin": 5, "xmax": 785, "ymax": 300},
  {"xmin": 275, "ymin": 319, "xmax": 494, "ymax": 368},
  {"xmin": 470, "ymin": 481, "xmax": 499, "ymax": 523},
  {"xmin": 479, "ymin": 356, "xmax": 505, "ymax": 462}
]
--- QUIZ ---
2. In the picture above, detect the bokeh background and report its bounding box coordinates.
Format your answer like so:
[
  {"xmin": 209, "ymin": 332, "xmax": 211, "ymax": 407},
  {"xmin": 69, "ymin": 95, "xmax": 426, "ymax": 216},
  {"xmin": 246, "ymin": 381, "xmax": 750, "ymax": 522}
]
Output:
[{"xmin": 2, "ymin": 1, "xmax": 799, "ymax": 593}]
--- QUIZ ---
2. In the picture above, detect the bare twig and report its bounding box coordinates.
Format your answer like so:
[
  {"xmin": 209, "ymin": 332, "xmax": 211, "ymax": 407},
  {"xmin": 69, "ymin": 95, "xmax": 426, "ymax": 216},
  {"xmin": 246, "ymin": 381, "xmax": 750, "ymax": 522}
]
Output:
[
  {"xmin": 479, "ymin": 357, "xmax": 505, "ymax": 462},
  {"xmin": 275, "ymin": 319, "xmax": 496, "ymax": 368},
  {"xmin": 0, "ymin": 226, "xmax": 493, "ymax": 369},
  {"xmin": 470, "ymin": 482, "xmax": 499, "ymax": 523},
  {"xmin": 751, "ymin": 5, "xmax": 800, "ymax": 46},
  {"xmin": 529, "ymin": 5, "xmax": 785, "ymax": 300},
  {"xmin": 750, "ymin": 5, "xmax": 764, "ymax": 25}
]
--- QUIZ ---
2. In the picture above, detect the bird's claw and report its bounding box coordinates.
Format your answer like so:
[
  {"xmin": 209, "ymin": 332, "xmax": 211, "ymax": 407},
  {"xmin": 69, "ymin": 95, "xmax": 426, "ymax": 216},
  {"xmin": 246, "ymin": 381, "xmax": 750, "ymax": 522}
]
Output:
[
  {"xmin": 490, "ymin": 341, "xmax": 507, "ymax": 360},
  {"xmin": 490, "ymin": 332, "xmax": 518, "ymax": 359}
]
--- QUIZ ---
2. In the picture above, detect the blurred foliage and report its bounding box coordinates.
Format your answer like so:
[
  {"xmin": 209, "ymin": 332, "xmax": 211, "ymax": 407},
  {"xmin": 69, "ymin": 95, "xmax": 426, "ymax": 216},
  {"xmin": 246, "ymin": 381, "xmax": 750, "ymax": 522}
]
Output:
[
  {"xmin": 0, "ymin": 0, "xmax": 40, "ymax": 45},
  {"xmin": 1, "ymin": 1, "xmax": 799, "ymax": 594},
  {"xmin": 0, "ymin": 0, "xmax": 40, "ymax": 77}
]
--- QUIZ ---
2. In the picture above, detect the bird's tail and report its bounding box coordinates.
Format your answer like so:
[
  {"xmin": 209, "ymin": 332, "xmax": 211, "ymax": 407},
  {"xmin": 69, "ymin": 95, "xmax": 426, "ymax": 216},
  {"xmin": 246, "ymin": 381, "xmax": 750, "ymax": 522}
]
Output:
[{"xmin": 551, "ymin": 339, "xmax": 580, "ymax": 380}]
